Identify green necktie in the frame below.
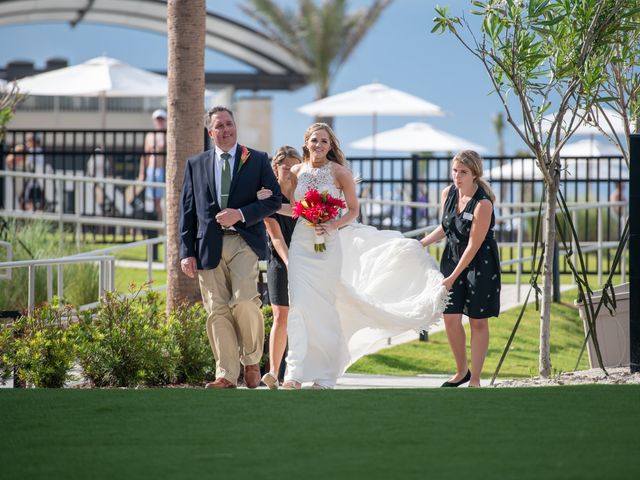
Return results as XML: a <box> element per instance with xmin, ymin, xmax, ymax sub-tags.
<box><xmin>220</xmin><ymin>152</ymin><xmax>231</xmax><ymax>209</ymax></box>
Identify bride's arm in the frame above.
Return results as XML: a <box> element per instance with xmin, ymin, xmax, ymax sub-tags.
<box><xmin>319</xmin><ymin>165</ymin><xmax>358</xmax><ymax>233</ymax></box>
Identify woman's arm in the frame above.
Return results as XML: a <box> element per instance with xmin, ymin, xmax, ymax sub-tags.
<box><xmin>318</xmin><ymin>164</ymin><xmax>358</xmax><ymax>234</ymax></box>
<box><xmin>420</xmin><ymin>186</ymin><xmax>449</xmax><ymax>247</ymax></box>
<box><xmin>265</xmin><ymin>217</ymin><xmax>290</xmax><ymax>267</ymax></box>
<box><xmin>442</xmin><ymin>199</ymin><xmax>493</xmax><ymax>289</ymax></box>
<box><xmin>277</xmin><ymin>203</ymin><xmax>293</xmax><ymax>216</ymax></box>
<box><xmin>420</xmin><ymin>225</ymin><xmax>446</xmax><ymax>247</ymax></box>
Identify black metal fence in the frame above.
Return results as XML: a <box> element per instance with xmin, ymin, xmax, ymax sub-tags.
<box><xmin>1</xmin><ymin>130</ymin><xmax>629</xmax><ymax>275</ymax></box>
<box><xmin>1</xmin><ymin>129</ymin><xmax>163</xmax><ymax>243</ymax></box>
<box><xmin>350</xmin><ymin>154</ymin><xmax>628</xmax><ymax>276</ymax></box>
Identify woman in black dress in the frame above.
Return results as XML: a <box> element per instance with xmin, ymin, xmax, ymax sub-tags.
<box><xmin>261</xmin><ymin>146</ymin><xmax>302</xmax><ymax>389</ymax></box>
<box><xmin>421</xmin><ymin>150</ymin><xmax>500</xmax><ymax>388</ymax></box>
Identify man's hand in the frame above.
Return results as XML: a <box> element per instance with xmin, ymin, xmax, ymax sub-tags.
<box><xmin>215</xmin><ymin>208</ymin><xmax>242</xmax><ymax>227</ymax></box>
<box><xmin>181</xmin><ymin>257</ymin><xmax>197</xmax><ymax>278</ymax></box>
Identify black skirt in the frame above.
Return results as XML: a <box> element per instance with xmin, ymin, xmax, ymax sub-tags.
<box><xmin>267</xmin><ymin>258</ymin><xmax>289</xmax><ymax>306</ymax></box>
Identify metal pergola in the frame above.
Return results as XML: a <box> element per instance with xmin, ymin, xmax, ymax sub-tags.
<box><xmin>0</xmin><ymin>0</ymin><xmax>309</xmax><ymax>91</ymax></box>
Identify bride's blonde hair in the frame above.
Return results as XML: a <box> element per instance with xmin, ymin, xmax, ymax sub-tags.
<box><xmin>452</xmin><ymin>150</ymin><xmax>496</xmax><ymax>203</ymax></box>
<box><xmin>302</xmin><ymin>123</ymin><xmax>347</xmax><ymax>167</ymax></box>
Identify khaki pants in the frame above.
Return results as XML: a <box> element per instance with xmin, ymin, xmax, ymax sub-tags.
<box><xmin>197</xmin><ymin>234</ymin><xmax>264</xmax><ymax>384</ymax></box>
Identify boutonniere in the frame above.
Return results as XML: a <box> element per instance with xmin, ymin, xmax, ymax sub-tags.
<box><xmin>240</xmin><ymin>146</ymin><xmax>251</xmax><ymax>165</ymax></box>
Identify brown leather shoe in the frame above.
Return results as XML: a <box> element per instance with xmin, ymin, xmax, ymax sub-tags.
<box><xmin>244</xmin><ymin>364</ymin><xmax>261</xmax><ymax>389</ymax></box>
<box><xmin>205</xmin><ymin>378</ymin><xmax>236</xmax><ymax>389</ymax></box>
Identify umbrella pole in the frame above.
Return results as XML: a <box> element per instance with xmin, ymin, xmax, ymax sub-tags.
<box><xmin>372</xmin><ymin>112</ymin><xmax>377</xmax><ymax>158</ymax></box>
<box><xmin>100</xmin><ymin>92</ymin><xmax>107</xmax><ymax>129</ymax></box>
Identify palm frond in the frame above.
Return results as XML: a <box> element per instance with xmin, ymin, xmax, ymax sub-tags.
<box><xmin>339</xmin><ymin>0</ymin><xmax>393</xmax><ymax>64</ymax></box>
<box><xmin>241</xmin><ymin>0</ymin><xmax>310</xmax><ymax>67</ymax></box>
<box><xmin>241</xmin><ymin>0</ymin><xmax>392</xmax><ymax>98</ymax></box>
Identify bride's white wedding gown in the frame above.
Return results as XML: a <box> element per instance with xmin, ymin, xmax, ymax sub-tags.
<box><xmin>285</xmin><ymin>162</ymin><xmax>448</xmax><ymax>388</ymax></box>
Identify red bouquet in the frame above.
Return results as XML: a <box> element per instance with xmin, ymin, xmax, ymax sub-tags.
<box><xmin>292</xmin><ymin>189</ymin><xmax>346</xmax><ymax>252</ymax></box>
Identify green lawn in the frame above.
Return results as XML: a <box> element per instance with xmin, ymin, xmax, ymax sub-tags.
<box><xmin>349</xmin><ymin>289</ymin><xmax>590</xmax><ymax>378</ymax></box>
<box><xmin>0</xmin><ymin>387</ymin><xmax>638</xmax><ymax>480</ymax></box>
<box><xmin>114</xmin><ymin>266</ymin><xmax>166</xmax><ymax>292</ymax></box>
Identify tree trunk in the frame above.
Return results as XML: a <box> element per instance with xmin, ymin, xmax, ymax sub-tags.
<box><xmin>166</xmin><ymin>0</ymin><xmax>205</xmax><ymax>313</ymax></box>
<box><xmin>539</xmin><ymin>174</ymin><xmax>559</xmax><ymax>378</ymax></box>
<box><xmin>314</xmin><ymin>84</ymin><xmax>334</xmax><ymax>128</ymax></box>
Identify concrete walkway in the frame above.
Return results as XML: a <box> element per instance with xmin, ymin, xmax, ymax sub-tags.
<box><xmin>335</xmin><ymin>373</ymin><xmax>493</xmax><ymax>389</ymax></box>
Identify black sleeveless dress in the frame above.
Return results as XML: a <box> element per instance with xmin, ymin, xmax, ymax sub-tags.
<box><xmin>440</xmin><ymin>185</ymin><xmax>501</xmax><ymax>318</ymax></box>
<box><xmin>266</xmin><ymin>198</ymin><xmax>296</xmax><ymax>306</ymax></box>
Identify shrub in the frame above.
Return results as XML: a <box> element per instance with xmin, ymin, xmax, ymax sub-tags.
<box><xmin>168</xmin><ymin>303</ymin><xmax>214</xmax><ymax>384</ymax></box>
<box><xmin>260</xmin><ymin>304</ymin><xmax>274</xmax><ymax>370</ymax></box>
<box><xmin>2</xmin><ymin>301</ymin><xmax>76</xmax><ymax>388</ymax></box>
<box><xmin>0</xmin><ymin>321</ymin><xmax>14</xmax><ymax>384</ymax></box>
<box><xmin>72</xmin><ymin>288</ymin><xmax>178</xmax><ymax>387</ymax></box>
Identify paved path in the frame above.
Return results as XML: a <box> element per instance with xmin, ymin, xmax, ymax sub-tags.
<box><xmin>335</xmin><ymin>373</ymin><xmax>493</xmax><ymax>389</ymax></box>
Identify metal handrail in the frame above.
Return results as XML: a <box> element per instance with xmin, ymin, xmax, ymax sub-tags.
<box><xmin>68</xmin><ymin>236</ymin><xmax>166</xmax><ymax>285</ymax></box>
<box><xmin>0</xmin><ymin>170</ymin><xmax>164</xmax><ymax>188</ymax></box>
<box><xmin>0</xmin><ymin>240</ymin><xmax>12</xmax><ymax>281</ymax></box>
<box><xmin>0</xmin><ymin>199</ymin><xmax>627</xmax><ymax>314</ymax></box>
<box><xmin>0</xmin><ymin>254</ymin><xmax>116</xmax><ymax>315</ymax></box>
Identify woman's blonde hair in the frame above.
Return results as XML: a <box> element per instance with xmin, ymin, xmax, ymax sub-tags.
<box><xmin>271</xmin><ymin>145</ymin><xmax>302</xmax><ymax>177</ymax></box>
<box><xmin>302</xmin><ymin>123</ymin><xmax>347</xmax><ymax>166</ymax></box>
<box><xmin>452</xmin><ymin>150</ymin><xmax>496</xmax><ymax>203</ymax></box>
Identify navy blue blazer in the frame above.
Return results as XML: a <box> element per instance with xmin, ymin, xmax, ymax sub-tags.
<box><xmin>179</xmin><ymin>145</ymin><xmax>282</xmax><ymax>270</ymax></box>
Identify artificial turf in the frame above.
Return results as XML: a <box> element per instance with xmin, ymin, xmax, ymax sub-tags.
<box><xmin>1</xmin><ymin>386</ymin><xmax>639</xmax><ymax>479</ymax></box>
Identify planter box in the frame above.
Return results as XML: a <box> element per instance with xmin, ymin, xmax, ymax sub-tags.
<box><xmin>576</xmin><ymin>283</ymin><xmax>630</xmax><ymax>368</ymax></box>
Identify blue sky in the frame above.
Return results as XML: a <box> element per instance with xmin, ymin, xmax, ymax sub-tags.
<box><xmin>0</xmin><ymin>0</ymin><xmax>527</xmax><ymax>156</ymax></box>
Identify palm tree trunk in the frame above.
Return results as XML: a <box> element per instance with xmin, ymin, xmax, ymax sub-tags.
<box><xmin>166</xmin><ymin>0</ymin><xmax>205</xmax><ymax>312</ymax></box>
<box><xmin>314</xmin><ymin>84</ymin><xmax>334</xmax><ymax>128</ymax></box>
<box><xmin>539</xmin><ymin>175</ymin><xmax>559</xmax><ymax>378</ymax></box>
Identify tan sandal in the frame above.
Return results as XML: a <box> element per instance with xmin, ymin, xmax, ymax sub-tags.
<box><xmin>282</xmin><ymin>380</ymin><xmax>302</xmax><ymax>390</ymax></box>
<box><xmin>261</xmin><ymin>372</ymin><xmax>279</xmax><ymax>390</ymax></box>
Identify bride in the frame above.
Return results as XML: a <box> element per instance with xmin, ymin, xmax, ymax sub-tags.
<box><xmin>273</xmin><ymin>123</ymin><xmax>448</xmax><ymax>389</ymax></box>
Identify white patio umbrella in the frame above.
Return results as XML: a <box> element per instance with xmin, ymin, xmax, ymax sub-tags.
<box><xmin>488</xmin><ymin>156</ymin><xmax>628</xmax><ymax>180</ymax></box>
<box><xmin>349</xmin><ymin>122</ymin><xmax>486</xmax><ymax>154</ymax></box>
<box><xmin>558</xmin><ymin>138</ymin><xmax>621</xmax><ymax>157</ymax></box>
<box><xmin>16</xmin><ymin>56</ymin><xmax>212</xmax><ymax>127</ymax></box>
<box><xmin>298</xmin><ymin>83</ymin><xmax>446</xmax><ymax>156</ymax></box>
<box><xmin>537</xmin><ymin>107</ymin><xmax>626</xmax><ymax>136</ymax></box>
<box><xmin>487</xmin><ymin>158</ymin><xmax>543</xmax><ymax>180</ymax></box>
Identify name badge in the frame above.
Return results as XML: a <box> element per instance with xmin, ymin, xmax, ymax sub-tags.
<box><xmin>463</xmin><ymin>212</ymin><xmax>474</xmax><ymax>221</ymax></box>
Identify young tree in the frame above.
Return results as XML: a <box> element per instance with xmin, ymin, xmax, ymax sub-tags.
<box><xmin>165</xmin><ymin>0</ymin><xmax>206</xmax><ymax>312</ymax></box>
<box><xmin>433</xmin><ymin>0</ymin><xmax>638</xmax><ymax>377</ymax></box>
<box><xmin>585</xmin><ymin>15</ymin><xmax>640</xmax><ymax>164</ymax></box>
<box><xmin>242</xmin><ymin>0</ymin><xmax>393</xmax><ymax>124</ymax></box>
<box><xmin>0</xmin><ymin>82</ymin><xmax>25</xmax><ymax>143</ymax></box>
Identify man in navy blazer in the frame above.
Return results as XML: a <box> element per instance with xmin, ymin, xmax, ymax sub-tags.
<box><xmin>180</xmin><ymin>106</ymin><xmax>282</xmax><ymax>389</ymax></box>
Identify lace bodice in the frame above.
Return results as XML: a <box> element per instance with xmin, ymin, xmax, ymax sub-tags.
<box><xmin>294</xmin><ymin>162</ymin><xmax>341</xmax><ymax>201</ymax></box>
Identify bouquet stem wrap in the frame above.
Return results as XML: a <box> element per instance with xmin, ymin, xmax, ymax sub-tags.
<box><xmin>314</xmin><ymin>232</ymin><xmax>326</xmax><ymax>252</ymax></box>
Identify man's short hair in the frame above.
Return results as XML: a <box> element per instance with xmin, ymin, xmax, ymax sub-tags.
<box><xmin>207</xmin><ymin>106</ymin><xmax>234</xmax><ymax>128</ymax></box>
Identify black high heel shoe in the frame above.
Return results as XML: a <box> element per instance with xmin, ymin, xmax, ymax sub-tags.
<box><xmin>440</xmin><ymin>370</ymin><xmax>471</xmax><ymax>387</ymax></box>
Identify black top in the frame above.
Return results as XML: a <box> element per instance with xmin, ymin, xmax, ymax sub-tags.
<box><xmin>441</xmin><ymin>184</ymin><xmax>496</xmax><ymax>262</ymax></box>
